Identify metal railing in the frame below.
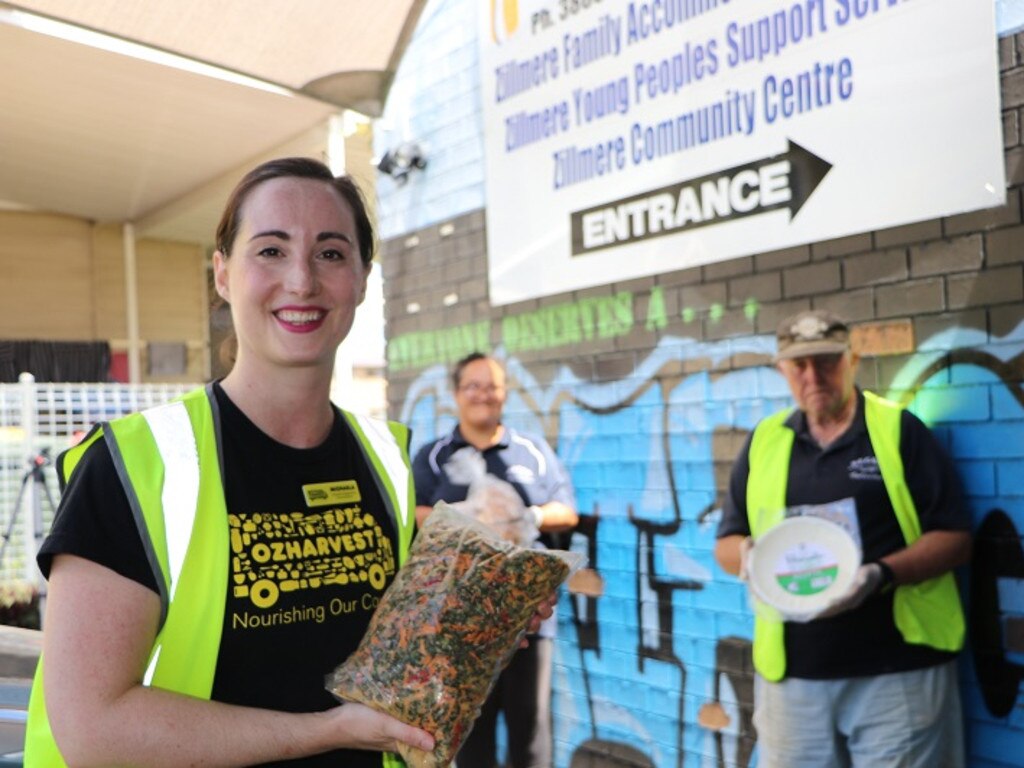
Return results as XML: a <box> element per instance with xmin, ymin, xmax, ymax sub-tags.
<box><xmin>0</xmin><ymin>373</ymin><xmax>196</xmax><ymax>586</ymax></box>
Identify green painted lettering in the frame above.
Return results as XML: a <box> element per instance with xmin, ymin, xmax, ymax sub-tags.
<box><xmin>646</xmin><ymin>286</ymin><xmax>667</xmax><ymax>331</ymax></box>
<box><xmin>503</xmin><ymin>315</ymin><xmax>522</xmax><ymax>353</ymax></box>
<box><xmin>615</xmin><ymin>292</ymin><xmax>634</xmax><ymax>333</ymax></box>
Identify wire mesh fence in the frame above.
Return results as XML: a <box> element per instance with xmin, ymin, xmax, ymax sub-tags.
<box><xmin>0</xmin><ymin>374</ymin><xmax>196</xmax><ymax>586</ymax></box>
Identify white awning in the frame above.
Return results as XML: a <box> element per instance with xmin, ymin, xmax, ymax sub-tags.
<box><xmin>0</xmin><ymin>1</ymin><xmax>424</xmax><ymax>243</ymax></box>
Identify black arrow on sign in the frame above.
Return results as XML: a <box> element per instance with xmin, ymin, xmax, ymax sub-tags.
<box><xmin>570</xmin><ymin>140</ymin><xmax>833</xmax><ymax>256</ymax></box>
<box><xmin>784</xmin><ymin>140</ymin><xmax>832</xmax><ymax>219</ymax></box>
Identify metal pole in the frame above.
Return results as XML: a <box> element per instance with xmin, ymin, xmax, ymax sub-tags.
<box><xmin>17</xmin><ymin>372</ymin><xmax>37</xmax><ymax>585</ymax></box>
<box><xmin>124</xmin><ymin>222</ymin><xmax>141</xmax><ymax>383</ymax></box>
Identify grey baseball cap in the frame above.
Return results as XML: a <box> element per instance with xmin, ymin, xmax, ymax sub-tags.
<box><xmin>775</xmin><ymin>309</ymin><xmax>850</xmax><ymax>361</ymax></box>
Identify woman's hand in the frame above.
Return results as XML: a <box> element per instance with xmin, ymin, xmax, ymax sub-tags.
<box><xmin>323</xmin><ymin>702</ymin><xmax>435</xmax><ymax>755</ymax></box>
<box><xmin>520</xmin><ymin>591</ymin><xmax>559</xmax><ymax>646</ymax></box>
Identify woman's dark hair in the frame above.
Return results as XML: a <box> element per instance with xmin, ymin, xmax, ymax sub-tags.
<box><xmin>215</xmin><ymin>157</ymin><xmax>375</xmax><ymax>265</ymax></box>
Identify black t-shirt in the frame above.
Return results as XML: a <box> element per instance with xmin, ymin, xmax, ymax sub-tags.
<box><xmin>39</xmin><ymin>384</ymin><xmax>397</xmax><ymax>767</ymax></box>
<box><xmin>717</xmin><ymin>389</ymin><xmax>970</xmax><ymax>679</ymax></box>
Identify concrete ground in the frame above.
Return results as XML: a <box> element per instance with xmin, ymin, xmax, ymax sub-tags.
<box><xmin>0</xmin><ymin>625</ymin><xmax>41</xmax><ymax>766</ymax></box>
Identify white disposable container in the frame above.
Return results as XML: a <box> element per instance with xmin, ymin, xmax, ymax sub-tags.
<box><xmin>748</xmin><ymin>516</ymin><xmax>861</xmax><ymax>621</ymax></box>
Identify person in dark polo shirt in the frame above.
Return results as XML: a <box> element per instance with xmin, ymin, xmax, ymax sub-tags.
<box><xmin>413</xmin><ymin>351</ymin><xmax>578</xmax><ymax>768</ymax></box>
<box><xmin>714</xmin><ymin>309</ymin><xmax>971</xmax><ymax>768</ymax></box>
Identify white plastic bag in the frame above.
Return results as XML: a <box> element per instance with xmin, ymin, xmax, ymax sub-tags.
<box><xmin>443</xmin><ymin>446</ymin><xmax>538</xmax><ymax>545</ymax></box>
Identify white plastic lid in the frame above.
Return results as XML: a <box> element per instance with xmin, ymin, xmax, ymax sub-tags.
<box><xmin>748</xmin><ymin>515</ymin><xmax>861</xmax><ymax>621</ymax></box>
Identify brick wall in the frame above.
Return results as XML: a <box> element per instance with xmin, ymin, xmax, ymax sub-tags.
<box><xmin>380</xmin><ymin>27</ymin><xmax>1024</xmax><ymax>768</ymax></box>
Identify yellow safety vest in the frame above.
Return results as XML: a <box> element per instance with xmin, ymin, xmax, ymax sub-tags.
<box><xmin>745</xmin><ymin>390</ymin><xmax>965</xmax><ymax>681</ymax></box>
<box><xmin>25</xmin><ymin>385</ymin><xmax>415</xmax><ymax>768</ymax></box>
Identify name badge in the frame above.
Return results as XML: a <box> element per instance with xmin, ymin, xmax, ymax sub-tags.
<box><xmin>302</xmin><ymin>480</ymin><xmax>361</xmax><ymax>507</ymax></box>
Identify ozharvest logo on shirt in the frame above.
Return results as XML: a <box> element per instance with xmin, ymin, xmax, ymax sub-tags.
<box><xmin>303</xmin><ymin>479</ymin><xmax>361</xmax><ymax>507</ymax></box>
<box><xmin>229</xmin><ymin>507</ymin><xmax>395</xmax><ymax>614</ymax></box>
<box><xmin>848</xmin><ymin>456</ymin><xmax>882</xmax><ymax>481</ymax></box>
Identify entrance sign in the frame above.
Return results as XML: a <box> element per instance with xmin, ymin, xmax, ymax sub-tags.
<box><xmin>479</xmin><ymin>0</ymin><xmax>1004</xmax><ymax>306</ymax></box>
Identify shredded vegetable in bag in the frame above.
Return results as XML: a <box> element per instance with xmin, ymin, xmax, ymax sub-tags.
<box><xmin>326</xmin><ymin>503</ymin><xmax>583</xmax><ymax>768</ymax></box>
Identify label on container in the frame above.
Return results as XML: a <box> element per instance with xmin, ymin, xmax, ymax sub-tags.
<box><xmin>773</xmin><ymin>543</ymin><xmax>839</xmax><ymax>596</ymax></box>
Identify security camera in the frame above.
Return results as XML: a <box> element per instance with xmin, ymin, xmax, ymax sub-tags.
<box><xmin>375</xmin><ymin>142</ymin><xmax>427</xmax><ymax>184</ymax></box>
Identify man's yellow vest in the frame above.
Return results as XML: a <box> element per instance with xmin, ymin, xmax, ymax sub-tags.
<box><xmin>24</xmin><ymin>385</ymin><xmax>416</xmax><ymax>767</ymax></box>
<box><xmin>745</xmin><ymin>390</ymin><xmax>965</xmax><ymax>682</ymax></box>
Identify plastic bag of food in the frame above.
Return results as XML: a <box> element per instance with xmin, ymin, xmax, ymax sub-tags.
<box><xmin>438</xmin><ymin>445</ymin><xmax>485</xmax><ymax>486</ymax></box>
<box><xmin>326</xmin><ymin>503</ymin><xmax>584</xmax><ymax>768</ymax></box>
<box><xmin>441</xmin><ymin>446</ymin><xmax>538</xmax><ymax>545</ymax></box>
<box><xmin>465</xmin><ymin>474</ymin><xmax>538</xmax><ymax>545</ymax></box>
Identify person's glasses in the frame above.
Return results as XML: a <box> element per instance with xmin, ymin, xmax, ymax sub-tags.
<box><xmin>459</xmin><ymin>382</ymin><xmax>503</xmax><ymax>395</ymax></box>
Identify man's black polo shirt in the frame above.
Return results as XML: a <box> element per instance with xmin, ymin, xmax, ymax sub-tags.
<box><xmin>412</xmin><ymin>425</ymin><xmax>575</xmax><ymax>512</ymax></box>
<box><xmin>718</xmin><ymin>388</ymin><xmax>970</xmax><ymax>678</ymax></box>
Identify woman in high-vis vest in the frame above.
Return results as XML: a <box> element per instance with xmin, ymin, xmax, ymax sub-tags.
<box><xmin>25</xmin><ymin>158</ymin><xmax>450</xmax><ymax>767</ymax></box>
<box><xmin>714</xmin><ymin>309</ymin><xmax>971</xmax><ymax>768</ymax></box>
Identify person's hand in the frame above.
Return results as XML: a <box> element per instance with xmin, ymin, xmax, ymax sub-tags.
<box><xmin>814</xmin><ymin>562</ymin><xmax>884</xmax><ymax>619</ymax></box>
<box><xmin>519</xmin><ymin>591</ymin><xmax>558</xmax><ymax>647</ymax></box>
<box><xmin>325</xmin><ymin>701</ymin><xmax>435</xmax><ymax>755</ymax></box>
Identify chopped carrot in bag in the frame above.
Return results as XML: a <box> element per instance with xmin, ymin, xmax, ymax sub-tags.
<box><xmin>326</xmin><ymin>502</ymin><xmax>583</xmax><ymax>768</ymax></box>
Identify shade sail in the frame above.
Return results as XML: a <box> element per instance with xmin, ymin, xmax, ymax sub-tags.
<box><xmin>0</xmin><ymin>0</ymin><xmax>424</xmax><ymax>243</ymax></box>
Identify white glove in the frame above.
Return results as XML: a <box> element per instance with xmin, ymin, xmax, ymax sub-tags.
<box><xmin>813</xmin><ymin>562</ymin><xmax>884</xmax><ymax>619</ymax></box>
<box><xmin>738</xmin><ymin>536</ymin><xmax>754</xmax><ymax>582</ymax></box>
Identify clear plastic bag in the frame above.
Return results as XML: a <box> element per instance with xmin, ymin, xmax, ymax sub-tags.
<box><xmin>326</xmin><ymin>503</ymin><xmax>584</xmax><ymax>768</ymax></box>
<box><xmin>463</xmin><ymin>474</ymin><xmax>538</xmax><ymax>545</ymax></box>
<box><xmin>443</xmin><ymin>446</ymin><xmax>538</xmax><ymax>545</ymax></box>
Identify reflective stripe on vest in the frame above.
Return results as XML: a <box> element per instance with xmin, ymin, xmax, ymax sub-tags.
<box><xmin>344</xmin><ymin>412</ymin><xmax>416</xmax><ymax>567</ymax></box>
<box><xmin>745</xmin><ymin>392</ymin><xmax>965</xmax><ymax>682</ymax></box>
<box><xmin>141</xmin><ymin>400</ymin><xmax>200</xmax><ymax>684</ymax></box>
<box><xmin>107</xmin><ymin>386</ymin><xmax>228</xmax><ymax>697</ymax></box>
<box><xmin>25</xmin><ymin>386</ymin><xmax>415</xmax><ymax>767</ymax></box>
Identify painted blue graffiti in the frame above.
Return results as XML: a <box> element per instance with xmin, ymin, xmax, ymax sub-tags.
<box><xmin>399</xmin><ymin>324</ymin><xmax>1024</xmax><ymax>768</ymax></box>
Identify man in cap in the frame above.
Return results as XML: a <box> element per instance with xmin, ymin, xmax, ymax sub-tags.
<box><xmin>714</xmin><ymin>309</ymin><xmax>971</xmax><ymax>767</ymax></box>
